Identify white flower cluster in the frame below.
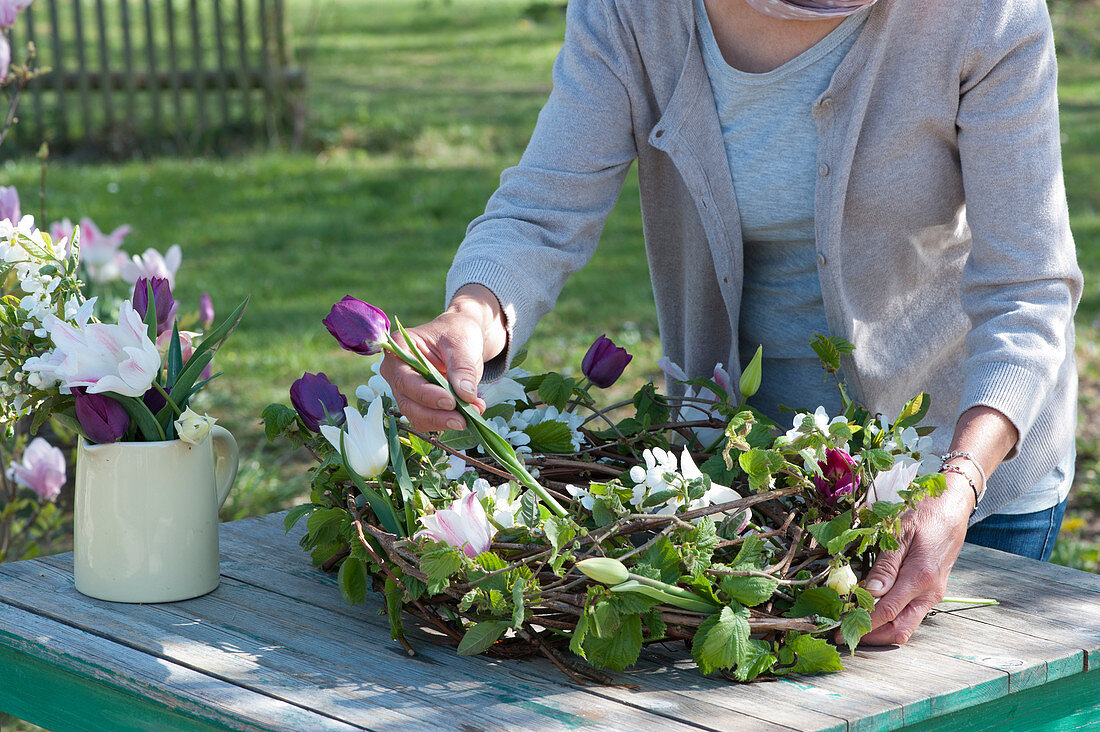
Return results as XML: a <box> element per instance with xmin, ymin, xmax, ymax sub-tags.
<box><xmin>471</xmin><ymin>477</ymin><xmax>522</xmax><ymax>529</ymax></box>
<box><xmin>866</xmin><ymin>415</ymin><xmax>938</xmax><ymax>475</ymax></box>
<box><xmin>354</xmin><ymin>360</ymin><xmax>393</xmax><ymax>404</ymax></box>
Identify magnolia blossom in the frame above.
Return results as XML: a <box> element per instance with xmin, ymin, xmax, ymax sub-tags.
<box><xmin>444</xmin><ymin>451</ymin><xmax>471</xmax><ymax>481</ymax></box>
<box><xmin>0</xmin><ymin>186</ymin><xmax>19</xmax><ymax>223</ymax></box>
<box><xmin>25</xmin><ymin>300</ymin><xmax>160</xmax><ymax>397</ymax></box>
<box><xmin>77</xmin><ymin>218</ymin><xmax>131</xmax><ymax>283</ymax></box>
<box><xmin>657</xmin><ymin>356</ymin><xmax>688</xmax><ymax>383</ymax></box>
<box><xmin>175</xmin><ymin>407</ymin><xmax>217</xmax><ymax>445</ymax></box>
<box><xmin>867</xmin><ymin>460</ymin><xmax>921</xmax><ymax>505</ymax></box>
<box><xmin>7</xmin><ymin>437</ymin><xmax>65</xmax><ymax>502</ymax></box>
<box><xmin>120</xmin><ymin>244</ymin><xmax>182</xmax><ymax>288</ymax></box>
<box><xmin>321</xmin><ymin>400</ymin><xmax>389</xmax><ymax>479</ymax></box>
<box><xmin>479</xmin><ymin>375</ymin><xmax>527</xmax><ymax>409</ymax></box>
<box><xmin>566</xmin><ymin>483</ymin><xmax>595</xmax><ymax>510</ymax></box>
<box><xmin>473</xmin><ymin>478</ymin><xmax>522</xmax><ymax>528</ymax></box>
<box><xmin>627</xmin><ymin>448</ymin><xmax>749</xmax><ymax>530</ymax></box>
<box><xmin>417</xmin><ymin>488</ymin><xmax>495</xmax><ymax>558</ymax></box>
<box><xmin>0</xmin><ymin>1</ymin><xmax>33</xmax><ymax>28</ymax></box>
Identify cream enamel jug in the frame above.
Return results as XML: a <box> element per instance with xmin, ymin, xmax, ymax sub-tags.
<box><xmin>74</xmin><ymin>426</ymin><xmax>239</xmax><ymax>603</ymax></box>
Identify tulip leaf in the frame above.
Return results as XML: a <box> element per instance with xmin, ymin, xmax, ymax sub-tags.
<box><xmin>173</xmin><ymin>297</ymin><xmax>248</xmax><ymax>402</ymax></box>
<box><xmin>457</xmin><ymin>620</ymin><xmax>510</xmax><ymax>656</ymax></box>
<box><xmin>142</xmin><ymin>279</ymin><xmax>159</xmax><ymax>343</ymax></box>
<box><xmin>385</xmin><ymin>414</ymin><xmax>416</xmax><ymax>536</ymax></box>
<box><xmin>338</xmin><ymin>557</ymin><xmax>368</xmax><ymax>606</ymax></box>
<box><xmin>166</xmin><ymin>322</ymin><xmax>184</xmax><ymax>389</ymax></box>
<box><xmin>112</xmin><ymin>394</ymin><xmax>166</xmax><ymax>442</ymax></box>
<box><xmin>337</xmin><ymin>432</ymin><xmax>404</xmax><ymax>537</ymax></box>
<box><xmin>840</xmin><ymin>608</ymin><xmax>873</xmax><ymax>656</ymax></box>
<box><xmin>691</xmin><ymin>605</ymin><xmax>750</xmax><ymax>674</ymax></box>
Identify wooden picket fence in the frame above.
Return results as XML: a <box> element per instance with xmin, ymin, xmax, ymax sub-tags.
<box><xmin>6</xmin><ymin>0</ymin><xmax>304</xmax><ymax>155</ymax></box>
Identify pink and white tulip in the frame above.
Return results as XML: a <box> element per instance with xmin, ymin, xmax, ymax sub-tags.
<box><xmin>417</xmin><ymin>489</ymin><xmax>495</xmax><ymax>558</ymax></box>
<box><xmin>0</xmin><ymin>1</ymin><xmax>33</xmax><ymax>28</ymax></box>
<box><xmin>120</xmin><ymin>244</ymin><xmax>181</xmax><ymax>288</ymax></box>
<box><xmin>26</xmin><ymin>300</ymin><xmax>160</xmax><ymax>397</ymax></box>
<box><xmin>867</xmin><ymin>460</ymin><xmax>921</xmax><ymax>505</ymax></box>
<box><xmin>7</xmin><ymin>437</ymin><xmax>65</xmax><ymax>502</ymax></box>
<box><xmin>76</xmin><ymin>218</ymin><xmax>131</xmax><ymax>283</ymax></box>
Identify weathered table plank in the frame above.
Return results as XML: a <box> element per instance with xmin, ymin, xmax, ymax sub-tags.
<box><xmin>2</xmin><ymin>510</ymin><xmax>1098</xmax><ymax>732</ymax></box>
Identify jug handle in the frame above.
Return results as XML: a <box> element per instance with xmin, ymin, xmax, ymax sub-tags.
<box><xmin>210</xmin><ymin>426</ymin><xmax>239</xmax><ymax>508</ymax></box>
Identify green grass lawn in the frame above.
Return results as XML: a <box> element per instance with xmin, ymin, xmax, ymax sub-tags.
<box><xmin>2</xmin><ymin>0</ymin><xmax>1099</xmax><ymax>541</ymax></box>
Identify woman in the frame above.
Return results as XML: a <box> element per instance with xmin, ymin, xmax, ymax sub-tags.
<box><xmin>381</xmin><ymin>0</ymin><xmax>1081</xmax><ymax>646</ymax></box>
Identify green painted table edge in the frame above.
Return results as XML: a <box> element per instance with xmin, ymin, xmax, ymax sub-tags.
<box><xmin>902</xmin><ymin>667</ymin><xmax>1100</xmax><ymax>731</ymax></box>
<box><xmin>0</xmin><ymin>642</ymin><xmax>233</xmax><ymax>732</ymax></box>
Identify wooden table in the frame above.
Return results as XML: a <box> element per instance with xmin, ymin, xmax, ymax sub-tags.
<box><xmin>1</xmin><ymin>511</ymin><xmax>1098</xmax><ymax>731</ymax></box>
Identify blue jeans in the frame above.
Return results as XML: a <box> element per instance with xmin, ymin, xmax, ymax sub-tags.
<box><xmin>964</xmin><ymin>498</ymin><xmax>1068</xmax><ymax>562</ymax></box>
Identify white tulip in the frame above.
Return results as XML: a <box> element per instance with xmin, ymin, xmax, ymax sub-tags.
<box><xmin>321</xmin><ymin>399</ymin><xmax>389</xmax><ymax>479</ymax></box>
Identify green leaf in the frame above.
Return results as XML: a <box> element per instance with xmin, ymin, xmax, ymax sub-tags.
<box><xmin>863</xmin><ymin>448</ymin><xmax>895</xmax><ymax>472</ymax></box>
<box><xmin>386</xmin><ymin>414</ymin><xmax>417</xmax><ymax>535</ymax></box>
<box><xmin>700</xmin><ymin>453</ymin><xmax>739</xmax><ymax>486</ymax></box>
<box><xmin>589</xmin><ymin>599</ymin><xmax>620</xmax><ymax>638</ymax></box>
<box><xmin>895</xmin><ymin>392</ymin><xmax>931</xmax><ymax>430</ymax></box>
<box><xmin>519</xmin><ymin>491</ymin><xmax>540</xmax><ymax>528</ymax></box>
<box><xmin>569</xmin><ymin>610</ymin><xmax>589</xmax><ymax>660</ymax></box>
<box><xmin>142</xmin><ymin>279</ymin><xmax>159</xmax><ymax>343</ymax></box>
<box><xmin>262</xmin><ymin>403</ymin><xmax>299</xmax><ymax>442</ymax></box>
<box><xmin>111</xmin><ymin>394</ymin><xmax>166</xmax><ymax>442</ymax></box>
<box><xmin>732</xmin><ymin>536</ymin><xmax>764</xmax><ymax>568</ymax></box>
<box><xmin>784</xmin><ymin>587</ymin><xmax>843</xmax><ymax>621</ymax></box>
<box><xmin>337</xmin><ymin>558</ymin><xmax>368</xmax><ymax>606</ymax></box>
<box><xmin>583</xmin><ymin>614</ymin><xmax>642</xmax><ymax>672</ymax></box>
<box><xmin>384</xmin><ymin>577</ymin><xmax>405</xmax><ymax>643</ymax></box>
<box><xmin>457</xmin><ymin>621</ymin><xmax>510</xmax><ymax>656</ymax></box>
<box><xmin>284</xmin><ymin>504</ymin><xmax>316</xmax><ymax>533</ymax></box>
<box><xmin>543</xmin><ymin>516</ymin><xmax>576</xmax><ymax>555</ymax></box>
<box><xmin>807</xmin><ymin>511</ymin><xmax>853</xmax><ymax>549</ymax></box>
<box><xmin>420</xmin><ymin>546</ymin><xmax>463</xmax><ymax>582</ymax></box>
<box><xmin>738</xmin><ymin>448</ymin><xmax>784</xmax><ymax>492</ymax></box>
<box><xmin>174</xmin><ymin>297</ymin><xmax>249</xmax><ymax>402</ymax></box>
<box><xmin>643</xmin><ymin>537</ymin><xmax>682</xmax><ymax>584</ymax></box>
<box><xmin>720</xmin><ymin>573</ymin><xmax>779</xmax><ymax>607</ymax></box>
<box><xmin>854</xmin><ymin>587</ymin><xmax>876</xmax><ymax>612</ymax></box>
<box><xmin>305</xmin><ymin>507</ymin><xmax>345</xmax><ymax>547</ymax></box>
<box><xmin>826</xmin><ymin>527</ymin><xmax>876</xmax><ymax>555</ymax></box>
<box><xmin>777</xmin><ymin>633</ymin><xmax>843</xmax><ymax>675</ymax></box>
<box><xmin>437</xmin><ymin>429</ymin><xmax>479</xmax><ymax>451</ymax></box>
<box><xmin>633</xmin><ymin>383</ymin><xmax>670</xmax><ymax>427</ymax></box>
<box><xmin>166</xmin><ymin>322</ymin><xmax>184</xmax><ymax>390</ymax></box>
<box><xmin>810</xmin><ymin>334</ymin><xmax>854</xmax><ymax>371</ymax></box>
<box><xmin>537</xmin><ymin>372</ymin><xmax>573</xmax><ymax>411</ymax></box>
<box><xmin>524</xmin><ymin>420</ymin><xmax>575</xmax><ymax>454</ymax></box>
<box><xmin>735</xmin><ymin>639</ymin><xmax>777</xmax><ymax>682</ymax></box>
<box><xmin>691</xmin><ymin>605</ymin><xmax>751</xmax><ymax>674</ymax></box>
<box><xmin>841</xmin><ymin>608</ymin><xmax>873</xmax><ymax>655</ymax></box>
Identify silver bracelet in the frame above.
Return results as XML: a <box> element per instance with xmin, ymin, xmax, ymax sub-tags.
<box><xmin>939</xmin><ymin>464</ymin><xmax>980</xmax><ymax>515</ymax></box>
<box><xmin>941</xmin><ymin>451</ymin><xmax>988</xmax><ymax>492</ymax></box>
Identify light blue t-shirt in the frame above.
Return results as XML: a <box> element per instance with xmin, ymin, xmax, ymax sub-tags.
<box><xmin>693</xmin><ymin>0</ymin><xmax>1070</xmax><ymax>514</ymax></box>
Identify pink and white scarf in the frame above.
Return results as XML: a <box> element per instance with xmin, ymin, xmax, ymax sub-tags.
<box><xmin>744</xmin><ymin>0</ymin><xmax>878</xmax><ymax>21</ymax></box>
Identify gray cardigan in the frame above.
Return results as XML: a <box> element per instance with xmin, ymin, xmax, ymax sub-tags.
<box><xmin>446</xmin><ymin>0</ymin><xmax>1082</xmax><ymax>522</ymax></box>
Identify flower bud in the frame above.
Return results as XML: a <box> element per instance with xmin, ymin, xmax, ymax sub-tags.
<box><xmin>581</xmin><ymin>335</ymin><xmax>633</xmax><ymax>389</ymax></box>
<box><xmin>323</xmin><ymin>296</ymin><xmax>391</xmax><ymax>355</ymax></box>
<box><xmin>199</xmin><ymin>292</ymin><xmax>215</xmax><ymax>329</ymax></box>
<box><xmin>826</xmin><ymin>563</ymin><xmax>859</xmax><ymax>596</ymax></box>
<box><xmin>815</xmin><ymin>448</ymin><xmax>860</xmax><ymax>505</ymax></box>
<box><xmin>132</xmin><ymin>277</ymin><xmax>178</xmax><ymax>336</ymax></box>
<box><xmin>739</xmin><ymin>345</ymin><xmax>763</xmax><ymax>399</ymax></box>
<box><xmin>74</xmin><ymin>389</ymin><xmax>130</xmax><ymax>444</ymax></box>
<box><xmin>175</xmin><ymin>407</ymin><xmax>217</xmax><ymax>445</ymax></box>
<box><xmin>290</xmin><ymin>372</ymin><xmax>348</xmax><ymax>432</ymax></box>
<box><xmin>575</xmin><ymin>557</ymin><xmax>629</xmax><ymax>586</ymax></box>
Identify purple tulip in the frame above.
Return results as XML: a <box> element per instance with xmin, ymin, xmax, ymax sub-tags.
<box><xmin>290</xmin><ymin>372</ymin><xmax>348</xmax><ymax>432</ymax></box>
<box><xmin>199</xmin><ymin>292</ymin><xmax>215</xmax><ymax>329</ymax></box>
<box><xmin>0</xmin><ymin>186</ymin><xmax>20</xmax><ymax>224</ymax></box>
<box><xmin>323</xmin><ymin>297</ymin><xmax>391</xmax><ymax>355</ymax></box>
<box><xmin>131</xmin><ymin>277</ymin><xmax>178</xmax><ymax>336</ymax></box>
<box><xmin>815</xmin><ymin>448</ymin><xmax>860</xmax><ymax>506</ymax></box>
<box><xmin>142</xmin><ymin>382</ymin><xmax>169</xmax><ymax>414</ymax></box>
<box><xmin>74</xmin><ymin>389</ymin><xmax>131</xmax><ymax>444</ymax></box>
<box><xmin>581</xmin><ymin>334</ymin><xmax>633</xmax><ymax>388</ymax></box>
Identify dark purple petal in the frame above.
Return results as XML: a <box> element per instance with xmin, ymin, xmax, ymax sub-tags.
<box><xmin>290</xmin><ymin>372</ymin><xmax>348</xmax><ymax>432</ymax></box>
<box><xmin>323</xmin><ymin>297</ymin><xmax>390</xmax><ymax>355</ymax></box>
<box><xmin>142</xmin><ymin>384</ymin><xmax>168</xmax><ymax>414</ymax></box>
<box><xmin>74</xmin><ymin>389</ymin><xmax>131</xmax><ymax>444</ymax></box>
<box><xmin>581</xmin><ymin>334</ymin><xmax>633</xmax><ymax>389</ymax></box>
<box><xmin>132</xmin><ymin>277</ymin><xmax>178</xmax><ymax>336</ymax></box>
<box><xmin>814</xmin><ymin>448</ymin><xmax>860</xmax><ymax>505</ymax></box>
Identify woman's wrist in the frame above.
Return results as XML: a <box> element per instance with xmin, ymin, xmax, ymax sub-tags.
<box><xmin>448</xmin><ymin>284</ymin><xmax>508</xmax><ymax>363</ymax></box>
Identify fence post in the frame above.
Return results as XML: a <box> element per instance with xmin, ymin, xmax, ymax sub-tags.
<box><xmin>142</xmin><ymin>0</ymin><xmax>163</xmax><ymax>141</ymax></box>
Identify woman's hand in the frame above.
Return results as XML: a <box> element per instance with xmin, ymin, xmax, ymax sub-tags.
<box><xmin>857</xmin><ymin>475</ymin><xmax>974</xmax><ymax>645</ymax></box>
<box><xmin>379</xmin><ymin>284</ymin><xmax>506</xmax><ymax>432</ymax></box>
<box><xmin>855</xmin><ymin>405</ymin><xmax>1018</xmax><ymax>646</ymax></box>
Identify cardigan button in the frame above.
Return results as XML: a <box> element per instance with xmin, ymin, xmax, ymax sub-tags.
<box><xmin>817</xmin><ymin>252</ymin><xmax>827</xmax><ymax>266</ymax></box>
<box><xmin>819</xmin><ymin>163</ymin><xmax>831</xmax><ymax>177</ymax></box>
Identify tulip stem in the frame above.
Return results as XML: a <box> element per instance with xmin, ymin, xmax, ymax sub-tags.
<box><xmin>940</xmin><ymin>596</ymin><xmax>999</xmax><ymax>606</ymax></box>
<box><xmin>385</xmin><ymin>322</ymin><xmax>568</xmax><ymax>518</ymax></box>
<box><xmin>153</xmin><ymin>383</ymin><xmax>182</xmax><ymax>417</ymax></box>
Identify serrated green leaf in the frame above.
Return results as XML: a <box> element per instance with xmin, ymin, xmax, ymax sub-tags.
<box><xmin>538</xmin><ymin>373</ymin><xmax>574</xmax><ymax>411</ymax></box>
<box><xmin>863</xmin><ymin>448</ymin><xmax>895</xmax><ymax>472</ymax></box>
<box><xmin>306</xmin><ymin>507</ymin><xmax>346</xmax><ymax>546</ymax></box>
<box><xmin>519</xmin><ymin>490</ymin><xmax>540</xmax><ymax>528</ymax></box>
<box><xmin>284</xmin><ymin>504</ymin><xmax>316</xmax><ymax>533</ymax></box>
<box><xmin>807</xmin><ymin>511</ymin><xmax>853</xmax><ymax>549</ymax></box>
<box><xmin>633</xmin><ymin>383</ymin><xmax>670</xmax><ymax>427</ymax></box>
<box><xmin>643</xmin><ymin>537</ymin><xmax>682</xmax><ymax>584</ymax></box>
<box><xmin>383</xmin><ymin>577</ymin><xmax>406</xmax><ymax>643</ymax></box>
<box><xmin>338</xmin><ymin>557</ymin><xmax>368</xmax><ymax>605</ymax></box>
<box><xmin>262</xmin><ymin>403</ymin><xmax>299</xmax><ymax>442</ymax></box>
<box><xmin>543</xmin><ymin>515</ymin><xmax>576</xmax><ymax>555</ymax></box>
<box><xmin>437</xmin><ymin>429</ymin><xmax>480</xmax><ymax>451</ymax></box>
<box><xmin>457</xmin><ymin>621</ymin><xmax>510</xmax><ymax>656</ymax></box>
<box><xmin>841</xmin><ymin>608</ymin><xmax>873</xmax><ymax>655</ymax></box>
<box><xmin>420</xmin><ymin>546</ymin><xmax>463</xmax><ymax>582</ymax></box>
<box><xmin>854</xmin><ymin>587</ymin><xmax>876</xmax><ymax>612</ymax></box>
<box><xmin>583</xmin><ymin>614</ymin><xmax>642</xmax><ymax>672</ymax></box>
<box><xmin>720</xmin><ymin>573</ymin><xmax>779</xmax><ymax>607</ymax></box>
<box><xmin>895</xmin><ymin>392</ymin><xmax>931</xmax><ymax>430</ymax></box>
<box><xmin>735</xmin><ymin>639</ymin><xmax>777</xmax><ymax>682</ymax></box>
<box><xmin>732</xmin><ymin>536</ymin><xmax>764</xmax><ymax>568</ymax></box>
<box><xmin>569</xmin><ymin>610</ymin><xmax>589</xmax><ymax>660</ymax></box>
<box><xmin>589</xmin><ymin>599</ymin><xmax>620</xmax><ymax>638</ymax></box>
<box><xmin>524</xmin><ymin>420</ymin><xmax>575</xmax><ymax>453</ymax></box>
<box><xmin>691</xmin><ymin>605</ymin><xmax>750</xmax><ymax>674</ymax></box>
<box><xmin>777</xmin><ymin>633</ymin><xmax>844</xmax><ymax>675</ymax></box>
<box><xmin>700</xmin><ymin>453</ymin><xmax>740</xmax><ymax>485</ymax></box>
<box><xmin>784</xmin><ymin>587</ymin><xmax>843</xmax><ymax>621</ymax></box>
